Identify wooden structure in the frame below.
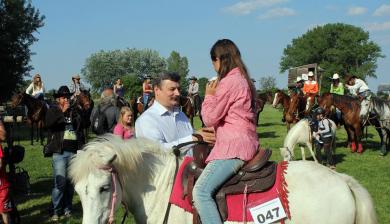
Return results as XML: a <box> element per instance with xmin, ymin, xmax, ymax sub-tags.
<box><xmin>287</xmin><ymin>63</ymin><xmax>324</xmax><ymax>93</ymax></box>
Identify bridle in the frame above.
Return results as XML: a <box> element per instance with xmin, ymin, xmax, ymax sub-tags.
<box><xmin>98</xmin><ymin>165</ymin><xmax>128</xmax><ymax>224</ymax></box>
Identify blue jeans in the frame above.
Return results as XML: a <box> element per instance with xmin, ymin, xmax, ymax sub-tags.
<box><xmin>193</xmin><ymin>159</ymin><xmax>244</xmax><ymax>224</ymax></box>
<box><xmin>52</xmin><ymin>151</ymin><xmax>75</xmax><ymax>215</ymax></box>
<box><xmin>143</xmin><ymin>93</ymin><xmax>150</xmax><ymax>110</ymax></box>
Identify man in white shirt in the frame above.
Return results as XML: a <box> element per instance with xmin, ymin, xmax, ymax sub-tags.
<box><xmin>188</xmin><ymin>76</ymin><xmax>201</xmax><ymax>115</ymax></box>
<box><xmin>345</xmin><ymin>75</ymin><xmax>370</xmax><ymax>98</ymax></box>
<box><xmin>135</xmin><ymin>72</ymin><xmax>215</xmax><ymax>152</ymax></box>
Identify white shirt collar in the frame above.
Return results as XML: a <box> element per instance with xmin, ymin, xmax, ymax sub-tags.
<box><xmin>151</xmin><ymin>100</ymin><xmax>180</xmax><ymax>116</ymax></box>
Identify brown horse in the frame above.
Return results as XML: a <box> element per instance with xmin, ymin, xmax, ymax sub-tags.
<box><xmin>318</xmin><ymin>93</ymin><xmax>364</xmax><ymax>152</ymax></box>
<box><xmin>255</xmin><ymin>91</ymin><xmax>273</xmax><ymax>126</ymax></box>
<box><xmin>129</xmin><ymin>96</ymin><xmax>155</xmax><ymax>121</ymax></box>
<box><xmin>287</xmin><ymin>93</ymin><xmax>312</xmax><ymax>122</ymax></box>
<box><xmin>272</xmin><ymin>90</ymin><xmax>295</xmax><ymax>130</ymax></box>
<box><xmin>71</xmin><ymin>90</ymin><xmax>94</xmax><ymax>143</ymax></box>
<box><xmin>11</xmin><ymin>92</ymin><xmax>46</xmax><ymax>145</ymax></box>
<box><xmin>180</xmin><ymin>96</ymin><xmax>195</xmax><ymax>126</ymax></box>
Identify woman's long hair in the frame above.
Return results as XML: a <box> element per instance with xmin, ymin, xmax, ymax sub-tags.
<box><xmin>210</xmin><ymin>39</ymin><xmax>256</xmax><ymax>111</ymax></box>
<box><xmin>118</xmin><ymin>106</ymin><xmax>133</xmax><ymax>127</ymax></box>
<box><xmin>33</xmin><ymin>74</ymin><xmax>42</xmax><ymax>89</ymax></box>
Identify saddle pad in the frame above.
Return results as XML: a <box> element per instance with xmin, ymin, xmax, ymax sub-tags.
<box><xmin>169</xmin><ymin>158</ymin><xmax>290</xmax><ymax>222</ymax></box>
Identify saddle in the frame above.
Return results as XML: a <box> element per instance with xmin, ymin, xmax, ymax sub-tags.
<box><xmin>180</xmin><ymin>143</ymin><xmax>276</xmax><ymax>223</ymax></box>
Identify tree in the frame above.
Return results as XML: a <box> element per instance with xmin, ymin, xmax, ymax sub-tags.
<box><xmin>82</xmin><ymin>48</ymin><xmax>166</xmax><ymax>94</ymax></box>
<box><xmin>121</xmin><ymin>73</ymin><xmax>142</xmax><ymax>99</ymax></box>
<box><xmin>197</xmin><ymin>77</ymin><xmax>208</xmax><ymax>97</ymax></box>
<box><xmin>280</xmin><ymin>23</ymin><xmax>384</xmax><ymax>92</ymax></box>
<box><xmin>0</xmin><ymin>0</ymin><xmax>44</xmax><ymax>101</ymax></box>
<box><xmin>166</xmin><ymin>51</ymin><xmax>189</xmax><ymax>94</ymax></box>
<box><xmin>259</xmin><ymin>76</ymin><xmax>277</xmax><ymax>92</ymax></box>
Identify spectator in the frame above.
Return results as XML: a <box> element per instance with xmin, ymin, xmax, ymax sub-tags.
<box><xmin>70</xmin><ymin>74</ymin><xmax>86</xmax><ymax>97</ymax></box>
<box><xmin>188</xmin><ymin>76</ymin><xmax>201</xmax><ymax>115</ymax></box>
<box><xmin>0</xmin><ymin>120</ymin><xmax>11</xmax><ymax>224</ymax></box>
<box><xmin>90</xmin><ymin>88</ymin><xmax>120</xmax><ymax>134</ymax></box>
<box><xmin>45</xmin><ymin>86</ymin><xmax>83</xmax><ymax>221</ymax></box>
<box><xmin>135</xmin><ymin>72</ymin><xmax>215</xmax><ymax>153</ymax></box>
<box><xmin>25</xmin><ymin>73</ymin><xmax>45</xmax><ymax>100</ymax></box>
<box><xmin>113</xmin><ymin>106</ymin><xmax>135</xmax><ymax>139</ymax></box>
<box><xmin>113</xmin><ymin>78</ymin><xmax>125</xmax><ymax>98</ymax></box>
<box><xmin>142</xmin><ymin>76</ymin><xmax>153</xmax><ymax>111</ymax></box>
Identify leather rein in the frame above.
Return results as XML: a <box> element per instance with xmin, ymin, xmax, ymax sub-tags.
<box><xmin>98</xmin><ymin>165</ymin><xmax>129</xmax><ymax>224</ymax></box>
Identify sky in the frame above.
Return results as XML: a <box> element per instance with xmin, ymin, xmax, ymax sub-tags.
<box><xmin>30</xmin><ymin>0</ymin><xmax>390</xmax><ymax>91</ymax></box>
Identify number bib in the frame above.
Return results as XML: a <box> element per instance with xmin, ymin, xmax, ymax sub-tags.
<box><xmin>249</xmin><ymin>197</ymin><xmax>286</xmax><ymax>224</ymax></box>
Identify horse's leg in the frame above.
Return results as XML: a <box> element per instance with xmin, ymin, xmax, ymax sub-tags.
<box><xmin>39</xmin><ymin>121</ymin><xmax>44</xmax><ymax>145</ymax></box>
<box><xmin>30</xmin><ymin>122</ymin><xmax>34</xmax><ymax>145</ymax></box>
<box><xmin>300</xmin><ymin>146</ymin><xmax>306</xmax><ymax>160</ymax></box>
<box><xmin>307</xmin><ymin>142</ymin><xmax>318</xmax><ymax>163</ymax></box>
<box><xmin>344</xmin><ymin>124</ymin><xmax>351</xmax><ymax>148</ymax></box>
<box><xmin>354</xmin><ymin>124</ymin><xmax>363</xmax><ymax>153</ymax></box>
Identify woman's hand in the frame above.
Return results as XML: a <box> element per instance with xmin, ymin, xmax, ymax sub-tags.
<box><xmin>205</xmin><ymin>80</ymin><xmax>218</xmax><ymax>96</ymax></box>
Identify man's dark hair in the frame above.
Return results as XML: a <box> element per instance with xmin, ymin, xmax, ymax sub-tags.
<box><xmin>153</xmin><ymin>72</ymin><xmax>181</xmax><ymax>88</ymax></box>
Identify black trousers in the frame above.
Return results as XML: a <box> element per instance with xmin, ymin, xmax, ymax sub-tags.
<box><xmin>315</xmin><ymin>137</ymin><xmax>334</xmax><ymax>166</ymax></box>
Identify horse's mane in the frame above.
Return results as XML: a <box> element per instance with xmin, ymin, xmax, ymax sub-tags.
<box><xmin>371</xmin><ymin>97</ymin><xmax>390</xmax><ymax>113</ymax></box>
<box><xmin>331</xmin><ymin>94</ymin><xmax>360</xmax><ymax>110</ymax></box>
<box><xmin>69</xmin><ymin>135</ymin><xmax>169</xmax><ymax>187</ymax></box>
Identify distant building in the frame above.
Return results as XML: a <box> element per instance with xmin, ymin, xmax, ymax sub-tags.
<box><xmin>377</xmin><ymin>84</ymin><xmax>390</xmax><ymax>94</ymax></box>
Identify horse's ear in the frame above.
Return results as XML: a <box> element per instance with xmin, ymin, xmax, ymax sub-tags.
<box><xmin>102</xmin><ymin>154</ymin><xmax>117</xmax><ymax>166</ymax></box>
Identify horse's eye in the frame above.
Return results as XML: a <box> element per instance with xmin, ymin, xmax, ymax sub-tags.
<box><xmin>99</xmin><ymin>185</ymin><xmax>110</xmax><ymax>193</ymax></box>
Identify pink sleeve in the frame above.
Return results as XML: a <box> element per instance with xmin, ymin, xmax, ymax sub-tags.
<box><xmin>113</xmin><ymin>124</ymin><xmax>124</xmax><ymax>137</ymax></box>
<box><xmin>201</xmin><ymin>81</ymin><xmax>231</xmax><ymax>127</ymax></box>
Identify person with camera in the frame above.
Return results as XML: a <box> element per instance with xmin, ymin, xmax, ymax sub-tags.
<box><xmin>0</xmin><ymin>120</ymin><xmax>11</xmax><ymax>224</ymax></box>
<box><xmin>45</xmin><ymin>86</ymin><xmax>83</xmax><ymax>221</ymax></box>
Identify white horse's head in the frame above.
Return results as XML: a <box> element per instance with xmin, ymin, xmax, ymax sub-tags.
<box><xmin>70</xmin><ymin>145</ymin><xmax>123</xmax><ymax>224</ymax></box>
<box><xmin>280</xmin><ymin>147</ymin><xmax>293</xmax><ymax>161</ymax></box>
<box><xmin>359</xmin><ymin>98</ymin><xmax>371</xmax><ymax>120</ymax></box>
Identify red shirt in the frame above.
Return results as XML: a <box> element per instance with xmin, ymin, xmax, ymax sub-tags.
<box><xmin>0</xmin><ymin>145</ymin><xmax>9</xmax><ymax>189</ymax></box>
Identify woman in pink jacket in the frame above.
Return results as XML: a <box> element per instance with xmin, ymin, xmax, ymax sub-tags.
<box><xmin>193</xmin><ymin>39</ymin><xmax>259</xmax><ymax>224</ymax></box>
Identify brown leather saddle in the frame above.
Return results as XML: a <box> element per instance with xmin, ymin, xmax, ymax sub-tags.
<box><xmin>179</xmin><ymin>142</ymin><xmax>276</xmax><ymax>223</ymax></box>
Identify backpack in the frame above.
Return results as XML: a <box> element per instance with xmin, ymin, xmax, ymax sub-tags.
<box><xmin>91</xmin><ymin>105</ymin><xmax>109</xmax><ymax>135</ymax></box>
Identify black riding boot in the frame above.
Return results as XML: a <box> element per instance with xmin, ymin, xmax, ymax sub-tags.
<box><xmin>380</xmin><ymin>144</ymin><xmax>387</xmax><ymax>156</ymax></box>
<box><xmin>315</xmin><ymin>142</ymin><xmax>323</xmax><ymax>164</ymax></box>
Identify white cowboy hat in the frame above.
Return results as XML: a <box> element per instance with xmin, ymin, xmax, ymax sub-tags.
<box><xmin>296</xmin><ymin>76</ymin><xmax>302</xmax><ymax>82</ymax></box>
<box><xmin>308</xmin><ymin>71</ymin><xmax>314</xmax><ymax>77</ymax></box>
<box><xmin>332</xmin><ymin>73</ymin><xmax>340</xmax><ymax>79</ymax></box>
<box><xmin>301</xmin><ymin>73</ymin><xmax>308</xmax><ymax>81</ymax></box>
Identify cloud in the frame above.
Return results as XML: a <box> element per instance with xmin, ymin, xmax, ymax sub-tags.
<box><xmin>365</xmin><ymin>21</ymin><xmax>390</xmax><ymax>31</ymax></box>
<box><xmin>258</xmin><ymin>7</ymin><xmax>296</xmax><ymax>19</ymax></box>
<box><xmin>347</xmin><ymin>6</ymin><xmax>367</xmax><ymax>16</ymax></box>
<box><xmin>223</xmin><ymin>0</ymin><xmax>288</xmax><ymax>15</ymax></box>
<box><xmin>373</xmin><ymin>4</ymin><xmax>390</xmax><ymax>16</ymax></box>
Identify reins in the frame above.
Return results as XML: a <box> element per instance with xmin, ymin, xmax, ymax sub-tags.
<box><xmin>98</xmin><ymin>165</ymin><xmax>129</xmax><ymax>224</ymax></box>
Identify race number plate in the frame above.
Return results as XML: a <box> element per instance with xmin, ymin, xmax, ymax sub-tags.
<box><xmin>249</xmin><ymin>198</ymin><xmax>286</xmax><ymax>224</ymax></box>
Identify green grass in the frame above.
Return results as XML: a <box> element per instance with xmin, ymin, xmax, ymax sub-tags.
<box><xmin>10</xmin><ymin>104</ymin><xmax>390</xmax><ymax>223</ymax></box>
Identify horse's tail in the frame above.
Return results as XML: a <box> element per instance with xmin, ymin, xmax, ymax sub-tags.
<box><xmin>337</xmin><ymin>173</ymin><xmax>378</xmax><ymax>224</ymax></box>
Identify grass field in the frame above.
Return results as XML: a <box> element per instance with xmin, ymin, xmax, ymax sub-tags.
<box><xmin>9</xmin><ymin>104</ymin><xmax>390</xmax><ymax>223</ymax></box>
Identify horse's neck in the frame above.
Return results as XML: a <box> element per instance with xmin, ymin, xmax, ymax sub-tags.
<box><xmin>282</xmin><ymin>95</ymin><xmax>290</xmax><ymax>110</ymax></box>
<box><xmin>125</xmin><ymin>153</ymin><xmax>180</xmax><ymax>223</ymax></box>
<box><xmin>284</xmin><ymin>120</ymin><xmax>309</xmax><ymax>149</ymax></box>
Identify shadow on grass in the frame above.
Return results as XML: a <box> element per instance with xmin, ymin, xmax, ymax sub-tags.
<box><xmin>259</xmin><ymin>122</ymin><xmax>284</xmax><ymax>127</ymax></box>
<box><xmin>258</xmin><ymin>131</ymin><xmax>278</xmax><ymax>139</ymax></box>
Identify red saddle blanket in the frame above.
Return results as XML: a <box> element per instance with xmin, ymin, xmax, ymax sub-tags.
<box><xmin>169</xmin><ymin>157</ymin><xmax>290</xmax><ymax>222</ymax></box>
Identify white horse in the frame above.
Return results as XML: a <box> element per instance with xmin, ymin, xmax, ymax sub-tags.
<box><xmin>70</xmin><ymin>135</ymin><xmax>377</xmax><ymax>224</ymax></box>
<box><xmin>279</xmin><ymin>119</ymin><xmax>336</xmax><ymax>162</ymax></box>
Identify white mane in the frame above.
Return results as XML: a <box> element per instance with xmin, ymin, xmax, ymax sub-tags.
<box><xmin>69</xmin><ymin>134</ymin><xmax>171</xmax><ymax>197</ymax></box>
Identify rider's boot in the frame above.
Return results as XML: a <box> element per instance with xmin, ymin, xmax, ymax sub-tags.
<box><xmin>379</xmin><ymin>145</ymin><xmax>387</xmax><ymax>156</ymax></box>
<box><xmin>357</xmin><ymin>143</ymin><xmax>363</xmax><ymax>154</ymax></box>
<box><xmin>351</xmin><ymin>142</ymin><xmax>356</xmax><ymax>153</ymax></box>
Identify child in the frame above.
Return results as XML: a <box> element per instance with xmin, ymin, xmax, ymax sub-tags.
<box><xmin>192</xmin><ymin>39</ymin><xmax>259</xmax><ymax>224</ymax></box>
<box><xmin>313</xmin><ymin>107</ymin><xmax>335</xmax><ymax>169</ymax></box>
<box><xmin>113</xmin><ymin>106</ymin><xmax>135</xmax><ymax>139</ymax></box>
<box><xmin>0</xmin><ymin>121</ymin><xmax>11</xmax><ymax>224</ymax></box>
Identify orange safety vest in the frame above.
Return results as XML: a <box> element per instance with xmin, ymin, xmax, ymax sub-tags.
<box><xmin>303</xmin><ymin>80</ymin><xmax>318</xmax><ymax>94</ymax></box>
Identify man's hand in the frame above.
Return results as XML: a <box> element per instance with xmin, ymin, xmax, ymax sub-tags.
<box><xmin>193</xmin><ymin>127</ymin><xmax>216</xmax><ymax>144</ymax></box>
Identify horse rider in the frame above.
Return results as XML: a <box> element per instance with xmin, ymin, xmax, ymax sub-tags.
<box><xmin>142</xmin><ymin>75</ymin><xmax>153</xmax><ymax>111</ymax></box>
<box><xmin>135</xmin><ymin>72</ymin><xmax>215</xmax><ymax>153</ymax></box>
<box><xmin>303</xmin><ymin>71</ymin><xmax>319</xmax><ymax>112</ymax></box>
<box><xmin>188</xmin><ymin>76</ymin><xmax>201</xmax><ymax>115</ymax></box>
<box><xmin>26</xmin><ymin>73</ymin><xmax>45</xmax><ymax>100</ymax></box>
<box><xmin>330</xmin><ymin>73</ymin><xmax>344</xmax><ymax>123</ymax></box>
<box><xmin>70</xmin><ymin>74</ymin><xmax>86</xmax><ymax>99</ymax></box>
<box><xmin>292</xmin><ymin>76</ymin><xmax>304</xmax><ymax>95</ymax></box>
<box><xmin>345</xmin><ymin>74</ymin><xmax>371</xmax><ymax>99</ymax></box>
<box><xmin>312</xmin><ymin>107</ymin><xmax>335</xmax><ymax>169</ymax></box>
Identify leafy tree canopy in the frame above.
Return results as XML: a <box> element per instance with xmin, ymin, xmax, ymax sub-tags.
<box><xmin>0</xmin><ymin>0</ymin><xmax>44</xmax><ymax>101</ymax></box>
<box><xmin>166</xmin><ymin>51</ymin><xmax>189</xmax><ymax>93</ymax></box>
<box><xmin>82</xmin><ymin>48</ymin><xmax>166</xmax><ymax>94</ymax></box>
<box><xmin>280</xmin><ymin>23</ymin><xmax>384</xmax><ymax>92</ymax></box>
<box><xmin>259</xmin><ymin>76</ymin><xmax>277</xmax><ymax>92</ymax></box>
